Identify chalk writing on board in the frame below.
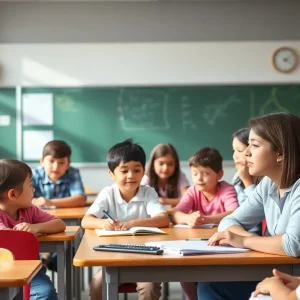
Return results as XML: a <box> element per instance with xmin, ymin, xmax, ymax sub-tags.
<box><xmin>203</xmin><ymin>95</ymin><xmax>240</xmax><ymax>126</ymax></box>
<box><xmin>117</xmin><ymin>89</ymin><xmax>170</xmax><ymax>131</ymax></box>
<box><xmin>259</xmin><ymin>88</ymin><xmax>289</xmax><ymax>115</ymax></box>
<box><xmin>55</xmin><ymin>96</ymin><xmax>78</xmax><ymax>112</ymax></box>
<box><xmin>181</xmin><ymin>96</ymin><xmax>197</xmax><ymax>132</ymax></box>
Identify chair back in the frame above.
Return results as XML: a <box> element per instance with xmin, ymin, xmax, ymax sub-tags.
<box><xmin>0</xmin><ymin>248</ymin><xmax>14</xmax><ymax>262</ymax></box>
<box><xmin>0</xmin><ymin>231</ymin><xmax>39</xmax><ymax>260</ymax></box>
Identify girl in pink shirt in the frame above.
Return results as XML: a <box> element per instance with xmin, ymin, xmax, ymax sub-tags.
<box><xmin>0</xmin><ymin>159</ymin><xmax>66</xmax><ymax>300</ymax></box>
<box><xmin>142</xmin><ymin>143</ymin><xmax>189</xmax><ymax>207</ymax></box>
<box><xmin>172</xmin><ymin>147</ymin><xmax>238</xmax><ymax>300</ymax></box>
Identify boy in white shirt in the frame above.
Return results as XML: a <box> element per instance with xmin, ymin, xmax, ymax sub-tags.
<box><xmin>82</xmin><ymin>139</ymin><xmax>169</xmax><ymax>300</ymax></box>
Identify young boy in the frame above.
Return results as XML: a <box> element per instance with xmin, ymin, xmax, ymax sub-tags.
<box><xmin>172</xmin><ymin>147</ymin><xmax>238</xmax><ymax>226</ymax></box>
<box><xmin>32</xmin><ymin>140</ymin><xmax>86</xmax><ymax>271</ymax></box>
<box><xmin>32</xmin><ymin>140</ymin><xmax>86</xmax><ymax>208</ymax></box>
<box><xmin>172</xmin><ymin>147</ymin><xmax>238</xmax><ymax>300</ymax></box>
<box><xmin>82</xmin><ymin>139</ymin><xmax>169</xmax><ymax>300</ymax></box>
<box><xmin>0</xmin><ymin>159</ymin><xmax>66</xmax><ymax>300</ymax></box>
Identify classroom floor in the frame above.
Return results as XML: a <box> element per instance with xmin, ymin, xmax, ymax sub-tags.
<box><xmin>49</xmin><ymin>267</ymin><xmax>185</xmax><ymax>300</ymax></box>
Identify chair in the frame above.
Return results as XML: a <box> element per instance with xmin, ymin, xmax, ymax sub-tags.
<box><xmin>118</xmin><ymin>283</ymin><xmax>137</xmax><ymax>300</ymax></box>
<box><xmin>0</xmin><ymin>248</ymin><xmax>14</xmax><ymax>262</ymax></box>
<box><xmin>0</xmin><ymin>231</ymin><xmax>40</xmax><ymax>300</ymax></box>
<box><xmin>262</xmin><ymin>219</ymin><xmax>267</xmax><ymax>235</ymax></box>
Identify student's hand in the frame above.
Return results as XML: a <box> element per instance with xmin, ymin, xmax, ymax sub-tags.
<box><xmin>207</xmin><ymin>230</ymin><xmax>246</xmax><ymax>248</ymax></box>
<box><xmin>253</xmin><ymin>277</ymin><xmax>286</xmax><ymax>297</ymax></box>
<box><xmin>119</xmin><ymin>220</ymin><xmax>135</xmax><ymax>230</ymax></box>
<box><xmin>273</xmin><ymin>269</ymin><xmax>300</xmax><ymax>290</ymax></box>
<box><xmin>159</xmin><ymin>198</ymin><xmax>167</xmax><ymax>204</ymax></box>
<box><xmin>187</xmin><ymin>211</ymin><xmax>205</xmax><ymax>228</ymax></box>
<box><xmin>32</xmin><ymin>197</ymin><xmax>48</xmax><ymax>207</ymax></box>
<box><xmin>13</xmin><ymin>223</ymin><xmax>40</xmax><ymax>235</ymax></box>
<box><xmin>236</xmin><ymin>163</ymin><xmax>253</xmax><ymax>187</ymax></box>
<box><xmin>103</xmin><ymin>219</ymin><xmax>120</xmax><ymax>231</ymax></box>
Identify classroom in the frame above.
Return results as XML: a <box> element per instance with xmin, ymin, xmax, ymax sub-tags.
<box><xmin>0</xmin><ymin>1</ymin><xmax>300</xmax><ymax>300</ymax></box>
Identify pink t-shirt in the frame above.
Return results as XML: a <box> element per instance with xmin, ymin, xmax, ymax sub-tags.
<box><xmin>0</xmin><ymin>205</ymin><xmax>58</xmax><ymax>230</ymax></box>
<box><xmin>175</xmin><ymin>181</ymin><xmax>238</xmax><ymax>216</ymax></box>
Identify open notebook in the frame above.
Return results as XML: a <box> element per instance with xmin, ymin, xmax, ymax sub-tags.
<box><xmin>95</xmin><ymin>227</ymin><xmax>167</xmax><ymax>237</ymax></box>
<box><xmin>173</xmin><ymin>224</ymin><xmax>218</xmax><ymax>229</ymax></box>
<box><xmin>145</xmin><ymin>240</ymin><xmax>251</xmax><ymax>256</ymax></box>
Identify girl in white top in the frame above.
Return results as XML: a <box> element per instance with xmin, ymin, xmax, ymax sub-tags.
<box><xmin>142</xmin><ymin>143</ymin><xmax>189</xmax><ymax>207</ymax></box>
<box><xmin>250</xmin><ymin>269</ymin><xmax>300</xmax><ymax>300</ymax></box>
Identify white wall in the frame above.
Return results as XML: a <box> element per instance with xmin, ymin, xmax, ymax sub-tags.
<box><xmin>0</xmin><ymin>42</ymin><xmax>300</xmax><ymax>87</ymax></box>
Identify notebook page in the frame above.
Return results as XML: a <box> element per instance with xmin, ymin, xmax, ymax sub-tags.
<box><xmin>94</xmin><ymin>229</ymin><xmax>131</xmax><ymax>237</ymax></box>
<box><xmin>145</xmin><ymin>240</ymin><xmax>250</xmax><ymax>254</ymax></box>
<box><xmin>173</xmin><ymin>224</ymin><xmax>218</xmax><ymax>229</ymax></box>
<box><xmin>130</xmin><ymin>227</ymin><xmax>167</xmax><ymax>234</ymax></box>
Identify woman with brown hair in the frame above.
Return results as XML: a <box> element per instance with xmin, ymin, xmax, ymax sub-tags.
<box><xmin>197</xmin><ymin>112</ymin><xmax>300</xmax><ymax>300</ymax></box>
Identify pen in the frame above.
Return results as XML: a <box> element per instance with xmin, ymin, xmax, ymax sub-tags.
<box><xmin>103</xmin><ymin>210</ymin><xmax>117</xmax><ymax>223</ymax></box>
<box><xmin>185</xmin><ymin>238</ymin><xmax>209</xmax><ymax>241</ymax></box>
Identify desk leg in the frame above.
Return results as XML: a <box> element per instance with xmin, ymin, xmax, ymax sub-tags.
<box><xmin>56</xmin><ymin>243</ymin><xmax>66</xmax><ymax>300</ymax></box>
<box><xmin>74</xmin><ymin>230</ymin><xmax>82</xmax><ymax>300</ymax></box>
<box><xmin>104</xmin><ymin>267</ymin><xmax>118</xmax><ymax>300</ymax></box>
<box><xmin>0</xmin><ymin>287</ymin><xmax>22</xmax><ymax>300</ymax></box>
<box><xmin>0</xmin><ymin>288</ymin><xmax>9</xmax><ymax>300</ymax></box>
<box><xmin>65</xmin><ymin>241</ymin><xmax>72</xmax><ymax>300</ymax></box>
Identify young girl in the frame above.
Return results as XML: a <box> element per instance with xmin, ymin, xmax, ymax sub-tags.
<box><xmin>142</xmin><ymin>143</ymin><xmax>189</xmax><ymax>207</ymax></box>
<box><xmin>197</xmin><ymin>112</ymin><xmax>300</xmax><ymax>300</ymax></box>
<box><xmin>232</xmin><ymin>128</ymin><xmax>261</xmax><ymax>235</ymax></box>
<box><xmin>0</xmin><ymin>159</ymin><xmax>66</xmax><ymax>300</ymax></box>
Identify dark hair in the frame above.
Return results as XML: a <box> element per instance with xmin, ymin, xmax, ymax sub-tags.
<box><xmin>189</xmin><ymin>147</ymin><xmax>223</xmax><ymax>173</ymax></box>
<box><xmin>107</xmin><ymin>139</ymin><xmax>146</xmax><ymax>172</ymax></box>
<box><xmin>0</xmin><ymin>159</ymin><xmax>32</xmax><ymax>200</ymax></box>
<box><xmin>232</xmin><ymin>128</ymin><xmax>261</xmax><ymax>187</ymax></box>
<box><xmin>42</xmin><ymin>140</ymin><xmax>71</xmax><ymax>159</ymax></box>
<box><xmin>249</xmin><ymin>112</ymin><xmax>300</xmax><ymax>188</ymax></box>
<box><xmin>147</xmin><ymin>143</ymin><xmax>180</xmax><ymax>198</ymax></box>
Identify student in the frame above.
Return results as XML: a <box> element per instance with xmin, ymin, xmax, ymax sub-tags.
<box><xmin>142</xmin><ymin>143</ymin><xmax>189</xmax><ymax>207</ymax></box>
<box><xmin>251</xmin><ymin>269</ymin><xmax>300</xmax><ymax>300</ymax></box>
<box><xmin>197</xmin><ymin>112</ymin><xmax>300</xmax><ymax>300</ymax></box>
<box><xmin>232</xmin><ymin>128</ymin><xmax>261</xmax><ymax>235</ymax></box>
<box><xmin>32</xmin><ymin>140</ymin><xmax>86</xmax><ymax>208</ymax></box>
<box><xmin>0</xmin><ymin>159</ymin><xmax>66</xmax><ymax>300</ymax></box>
<box><xmin>172</xmin><ymin>147</ymin><xmax>238</xmax><ymax>300</ymax></box>
<box><xmin>81</xmin><ymin>139</ymin><xmax>169</xmax><ymax>300</ymax></box>
<box><xmin>31</xmin><ymin>140</ymin><xmax>86</xmax><ymax>272</ymax></box>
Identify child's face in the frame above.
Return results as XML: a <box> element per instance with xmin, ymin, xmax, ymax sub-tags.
<box><xmin>153</xmin><ymin>154</ymin><xmax>176</xmax><ymax>180</ymax></box>
<box><xmin>109</xmin><ymin>161</ymin><xmax>145</xmax><ymax>196</ymax></box>
<box><xmin>10</xmin><ymin>175</ymin><xmax>35</xmax><ymax>208</ymax></box>
<box><xmin>41</xmin><ymin>155</ymin><xmax>69</xmax><ymax>182</ymax></box>
<box><xmin>191</xmin><ymin>165</ymin><xmax>223</xmax><ymax>193</ymax></box>
<box><xmin>232</xmin><ymin>137</ymin><xmax>248</xmax><ymax>167</ymax></box>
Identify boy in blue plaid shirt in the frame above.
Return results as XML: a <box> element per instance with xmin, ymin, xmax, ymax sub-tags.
<box><xmin>32</xmin><ymin>140</ymin><xmax>86</xmax><ymax>271</ymax></box>
<box><xmin>32</xmin><ymin>140</ymin><xmax>86</xmax><ymax>208</ymax></box>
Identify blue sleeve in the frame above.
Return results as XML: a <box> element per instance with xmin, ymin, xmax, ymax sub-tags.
<box><xmin>219</xmin><ymin>180</ymin><xmax>265</xmax><ymax>232</ymax></box>
<box><xmin>32</xmin><ymin>169</ymin><xmax>42</xmax><ymax>198</ymax></box>
<box><xmin>69</xmin><ymin>168</ymin><xmax>86</xmax><ymax>198</ymax></box>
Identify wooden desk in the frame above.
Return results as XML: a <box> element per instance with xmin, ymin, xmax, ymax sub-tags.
<box><xmin>84</xmin><ymin>185</ymin><xmax>98</xmax><ymax>197</ymax></box>
<box><xmin>38</xmin><ymin>226</ymin><xmax>80</xmax><ymax>300</ymax></box>
<box><xmin>74</xmin><ymin>228</ymin><xmax>300</xmax><ymax>300</ymax></box>
<box><xmin>0</xmin><ymin>260</ymin><xmax>41</xmax><ymax>300</ymax></box>
<box><xmin>45</xmin><ymin>207</ymin><xmax>89</xmax><ymax>220</ymax></box>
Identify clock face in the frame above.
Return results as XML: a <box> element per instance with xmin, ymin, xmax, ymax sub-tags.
<box><xmin>272</xmin><ymin>47</ymin><xmax>298</xmax><ymax>73</ymax></box>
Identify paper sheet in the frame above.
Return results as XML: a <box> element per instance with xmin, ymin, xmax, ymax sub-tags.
<box><xmin>173</xmin><ymin>224</ymin><xmax>218</xmax><ymax>229</ymax></box>
<box><xmin>22</xmin><ymin>93</ymin><xmax>53</xmax><ymax>126</ymax></box>
<box><xmin>23</xmin><ymin>130</ymin><xmax>53</xmax><ymax>160</ymax></box>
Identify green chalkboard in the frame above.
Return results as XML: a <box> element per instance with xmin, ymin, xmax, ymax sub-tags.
<box><xmin>0</xmin><ymin>88</ymin><xmax>17</xmax><ymax>159</ymax></box>
<box><xmin>21</xmin><ymin>85</ymin><xmax>300</xmax><ymax>162</ymax></box>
